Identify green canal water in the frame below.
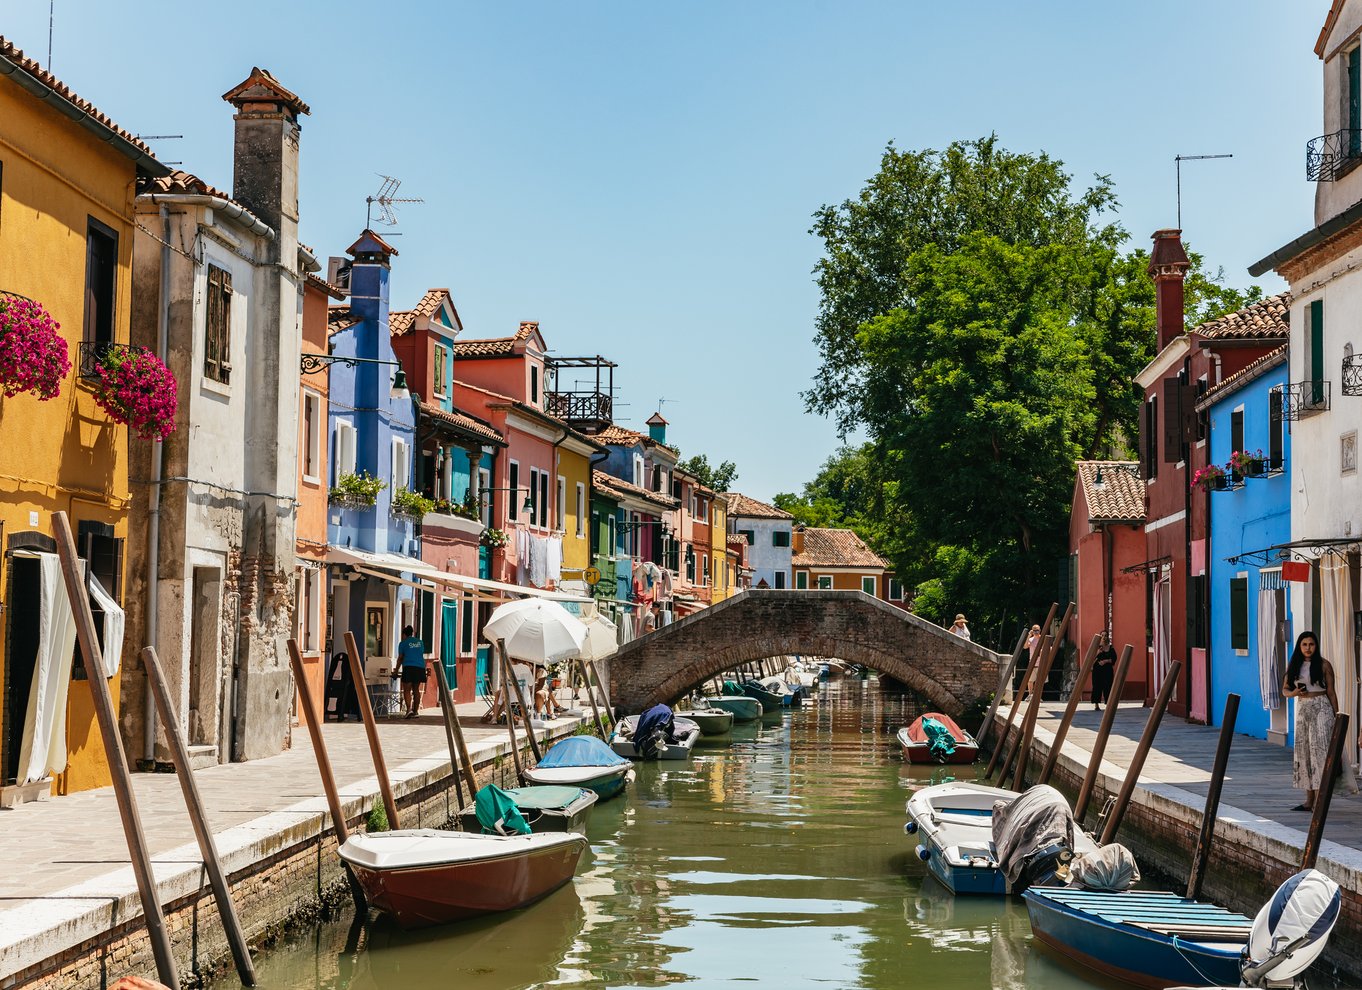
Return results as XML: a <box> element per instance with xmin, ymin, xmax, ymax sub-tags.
<box><xmin>238</xmin><ymin>679</ymin><xmax>1111</xmax><ymax>989</ymax></box>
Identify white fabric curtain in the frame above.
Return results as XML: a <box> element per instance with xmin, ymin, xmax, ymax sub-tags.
<box><xmin>1152</xmin><ymin>575</ymin><xmax>1172</xmax><ymax>695</ymax></box>
<box><xmin>87</xmin><ymin>572</ymin><xmax>124</xmax><ymax>677</ymax></box>
<box><xmin>17</xmin><ymin>554</ymin><xmax>78</xmax><ymax>785</ymax></box>
<box><xmin>1319</xmin><ymin>557</ymin><xmax>1358</xmax><ymax>790</ymax></box>
<box><xmin>1257</xmin><ymin>576</ymin><xmax>1284</xmax><ymax>711</ymax></box>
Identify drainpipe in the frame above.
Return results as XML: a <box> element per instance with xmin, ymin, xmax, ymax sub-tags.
<box><xmin>143</xmin><ymin>204</ymin><xmax>171</xmax><ymax>764</ymax></box>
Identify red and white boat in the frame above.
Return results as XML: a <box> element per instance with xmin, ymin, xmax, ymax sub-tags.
<box><xmin>896</xmin><ymin>712</ymin><xmax>979</xmax><ymax>765</ymax></box>
<box><xmin>338</xmin><ymin>828</ymin><xmax>587</xmax><ymax>929</ymax></box>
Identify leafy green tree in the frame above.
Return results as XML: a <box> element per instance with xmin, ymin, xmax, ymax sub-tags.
<box><xmin>678</xmin><ymin>454</ymin><xmax>738</xmax><ymax>492</ymax></box>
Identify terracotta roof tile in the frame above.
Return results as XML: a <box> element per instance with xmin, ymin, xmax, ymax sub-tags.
<box><xmin>412</xmin><ymin>289</ymin><xmax>450</xmax><ymax>320</ymax></box>
<box><xmin>327</xmin><ymin>307</ymin><xmax>362</xmax><ymax>336</ymax></box>
<box><xmin>305</xmin><ymin>271</ymin><xmax>347</xmax><ymax>300</ymax></box>
<box><xmin>727</xmin><ymin>534</ymin><xmax>748</xmax><ymax>546</ymax></box>
<box><xmin>1194</xmin><ymin>292</ymin><xmax>1291</xmax><ymax>341</ymax></box>
<box><xmin>1075</xmin><ymin>461</ymin><xmax>1146</xmax><ymax>525</ymax></box>
<box><xmin>595</xmin><ymin>424</ymin><xmax>645</xmax><ymax>446</ymax></box>
<box><xmin>418</xmin><ymin>403</ymin><xmax>505</xmax><ymax>446</ymax></box>
<box><xmin>722</xmin><ymin>492</ymin><xmax>793</xmax><ymax>521</ymax></box>
<box><xmin>388</xmin><ymin>310</ymin><xmax>415</xmax><ymax>336</ymax></box>
<box><xmin>138</xmin><ymin>169</ymin><xmax>232</xmax><ymax>200</ymax></box>
<box><xmin>792</xmin><ymin>527</ymin><xmax>889</xmax><ymax>569</ymax></box>
<box><xmin>0</xmin><ymin>36</ymin><xmax>162</xmax><ymax>170</ymax></box>
<box><xmin>592</xmin><ymin>470</ymin><xmax>680</xmax><ymax>510</ymax></box>
<box><xmin>453</xmin><ymin>336</ymin><xmax>518</xmax><ymax>358</ymax></box>
<box><xmin>222</xmin><ymin>66</ymin><xmax>310</xmax><ymax>117</ymax></box>
<box><xmin>1198</xmin><ymin>344</ymin><xmax>1289</xmax><ymax>408</ymax></box>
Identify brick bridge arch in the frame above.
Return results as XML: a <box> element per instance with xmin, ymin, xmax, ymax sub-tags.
<box><xmin>608</xmin><ymin>590</ymin><xmax>1001</xmax><ymax>715</ymax></box>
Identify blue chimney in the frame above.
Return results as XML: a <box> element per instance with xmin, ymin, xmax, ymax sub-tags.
<box><xmin>646</xmin><ymin>412</ymin><xmax>668</xmax><ymax>444</ymax></box>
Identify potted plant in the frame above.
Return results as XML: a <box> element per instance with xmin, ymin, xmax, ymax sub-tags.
<box><xmin>1190</xmin><ymin>463</ymin><xmax>1228</xmax><ymax>492</ymax></box>
<box><xmin>0</xmin><ymin>295</ymin><xmax>69</xmax><ymax>400</ymax></box>
<box><xmin>1227</xmin><ymin>449</ymin><xmax>1266</xmax><ymax>478</ymax></box>
<box><xmin>392</xmin><ymin>487</ymin><xmax>435</xmax><ymax>518</ymax></box>
<box><xmin>329</xmin><ymin>471</ymin><xmax>386</xmax><ymax>508</ymax></box>
<box><xmin>88</xmin><ymin>345</ymin><xmax>178</xmax><ymax>440</ymax></box>
<box><xmin>480</xmin><ymin>527</ymin><xmax>509</xmax><ymax>549</ymax></box>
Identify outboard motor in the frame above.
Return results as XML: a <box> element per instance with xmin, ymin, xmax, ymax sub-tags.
<box><xmin>1238</xmin><ymin>869</ymin><xmax>1340</xmax><ymax>989</ymax></box>
<box><xmin>633</xmin><ymin>704</ymin><xmax>676</xmax><ymax>760</ymax></box>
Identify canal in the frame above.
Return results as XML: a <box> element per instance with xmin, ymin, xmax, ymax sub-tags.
<box><xmin>232</xmin><ymin>679</ymin><xmax>1103</xmax><ymax>989</ymax></box>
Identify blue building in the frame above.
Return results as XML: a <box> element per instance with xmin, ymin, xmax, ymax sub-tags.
<box><xmin>324</xmin><ymin>230</ymin><xmax>421</xmax><ymax>669</ymax></box>
<box><xmin>1204</xmin><ymin>345</ymin><xmax>1292</xmax><ymax>744</ymax></box>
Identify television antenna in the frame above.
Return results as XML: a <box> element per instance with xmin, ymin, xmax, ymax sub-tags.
<box><xmin>366</xmin><ymin>174</ymin><xmax>424</xmax><ymax>228</ymax></box>
<box><xmin>1174</xmin><ymin>154</ymin><xmax>1232</xmax><ymax>229</ymax></box>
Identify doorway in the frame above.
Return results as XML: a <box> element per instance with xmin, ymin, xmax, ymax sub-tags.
<box><xmin>188</xmin><ymin>567</ymin><xmax>223</xmax><ymax>750</ymax></box>
<box><xmin>2</xmin><ymin>556</ymin><xmax>42</xmax><ymax>784</ymax></box>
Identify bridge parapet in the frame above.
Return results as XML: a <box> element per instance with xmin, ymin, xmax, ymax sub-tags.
<box><xmin>608</xmin><ymin>590</ymin><xmax>1001</xmax><ymax>714</ymax></box>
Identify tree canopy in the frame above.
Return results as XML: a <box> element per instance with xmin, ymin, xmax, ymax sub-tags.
<box><xmin>678</xmin><ymin>454</ymin><xmax>738</xmax><ymax>492</ymax></box>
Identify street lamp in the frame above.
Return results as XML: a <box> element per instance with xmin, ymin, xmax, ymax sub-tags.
<box><xmin>478</xmin><ymin>486</ymin><xmax>534</xmax><ymax>515</ymax></box>
<box><xmin>300</xmin><ymin>352</ymin><xmax>410</xmax><ymax>400</ymax></box>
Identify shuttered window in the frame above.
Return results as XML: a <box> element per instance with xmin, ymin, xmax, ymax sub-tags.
<box><xmin>1309</xmin><ymin>300</ymin><xmax>1324</xmax><ymax>405</ymax></box>
<box><xmin>1269</xmin><ymin>388</ymin><xmax>1284</xmax><ymax>468</ymax></box>
<box><xmin>1143</xmin><ymin>396</ymin><xmax>1159</xmax><ymax>479</ymax></box>
<box><xmin>1162</xmin><ymin>377</ymin><xmax>1185</xmax><ymax>462</ymax></box>
<box><xmin>1350</xmin><ymin>47</ymin><xmax>1361</xmax><ymax>153</ymax></box>
<box><xmin>1229</xmin><ymin>576</ymin><xmax>1249</xmax><ymax>651</ymax></box>
<box><xmin>205</xmin><ymin>265</ymin><xmax>233</xmax><ymax>384</ymax></box>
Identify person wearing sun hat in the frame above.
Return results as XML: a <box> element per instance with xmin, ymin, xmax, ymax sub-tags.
<box><xmin>948</xmin><ymin>613</ymin><xmax>971</xmax><ymax>641</ymax></box>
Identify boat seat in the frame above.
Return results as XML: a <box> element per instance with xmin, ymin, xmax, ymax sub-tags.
<box><xmin>932</xmin><ymin>811</ymin><xmax>993</xmax><ymax>827</ymax></box>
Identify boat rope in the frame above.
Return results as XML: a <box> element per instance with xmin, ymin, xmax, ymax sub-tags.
<box><xmin>1170</xmin><ymin>934</ymin><xmax>1227</xmax><ymax>986</ymax></box>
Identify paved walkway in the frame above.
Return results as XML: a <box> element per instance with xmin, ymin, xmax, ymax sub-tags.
<box><xmin>0</xmin><ymin>698</ymin><xmax>592</xmax><ymax>979</ymax></box>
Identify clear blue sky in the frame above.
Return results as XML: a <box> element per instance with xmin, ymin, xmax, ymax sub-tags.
<box><xmin>6</xmin><ymin>2</ymin><xmax>1325</xmax><ymax>500</ymax></box>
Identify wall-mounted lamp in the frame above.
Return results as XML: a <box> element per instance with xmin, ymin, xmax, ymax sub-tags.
<box><xmin>301</xmin><ymin>352</ymin><xmax>410</xmax><ymax>400</ymax></box>
<box><xmin>479</xmin><ymin>486</ymin><xmax>534</xmax><ymax>515</ymax></box>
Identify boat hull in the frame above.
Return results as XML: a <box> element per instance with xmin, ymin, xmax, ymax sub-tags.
<box><xmin>340</xmin><ymin>831</ymin><xmax>587</xmax><ymax>930</ymax></box>
<box><xmin>742</xmin><ymin>684</ymin><xmax>785</xmax><ymax>711</ymax></box>
<box><xmin>523</xmin><ymin>762</ymin><xmax>634</xmax><ymax>800</ymax></box>
<box><xmin>701</xmin><ymin>696</ymin><xmax>763</xmax><ymax>721</ymax></box>
<box><xmin>685</xmin><ymin>709</ymin><xmax>735</xmax><ymax>735</ymax></box>
<box><xmin>1023</xmin><ymin>887</ymin><xmax>1247</xmax><ymax>989</ymax></box>
<box><xmin>455</xmin><ymin>787</ymin><xmax>597</xmax><ymax>834</ymax></box>
<box><xmin>896</xmin><ymin>715</ymin><xmax>979</xmax><ymax>765</ymax></box>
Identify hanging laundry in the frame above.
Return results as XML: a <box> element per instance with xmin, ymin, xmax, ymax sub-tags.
<box><xmin>529</xmin><ymin>534</ymin><xmax>549</xmax><ymax>588</ymax></box>
<box><xmin>546</xmin><ymin>535</ymin><xmax>563</xmax><ymax>586</ymax></box>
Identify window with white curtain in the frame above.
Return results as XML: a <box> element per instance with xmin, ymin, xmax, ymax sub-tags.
<box><xmin>335</xmin><ymin>421</ymin><xmax>357</xmax><ymax>478</ymax></box>
<box><xmin>391</xmin><ymin>438</ymin><xmax>410</xmax><ymax>490</ymax></box>
<box><xmin>301</xmin><ymin>390</ymin><xmax>321</xmax><ymax>482</ymax></box>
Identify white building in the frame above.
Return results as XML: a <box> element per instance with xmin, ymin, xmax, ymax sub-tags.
<box><xmin>724</xmin><ymin>493</ymin><xmax>793</xmax><ymax>590</ymax></box>
<box><xmin>1249</xmin><ymin>0</ymin><xmax>1362</xmax><ymax>772</ymax></box>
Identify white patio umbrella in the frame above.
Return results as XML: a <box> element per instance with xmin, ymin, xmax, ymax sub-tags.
<box><xmin>578</xmin><ymin>612</ymin><xmax>619</xmax><ymax>662</ymax></box>
<box><xmin>483</xmin><ymin>598</ymin><xmax>587</xmax><ymax>665</ymax></box>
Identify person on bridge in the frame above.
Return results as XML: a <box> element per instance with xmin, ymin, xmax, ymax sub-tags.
<box><xmin>1282</xmin><ymin>631</ymin><xmax>1338</xmax><ymax>813</ymax></box>
<box><xmin>1091</xmin><ymin>634</ymin><xmax>1117</xmax><ymax>710</ymax></box>
<box><xmin>1026</xmin><ymin>624</ymin><xmax>1042</xmax><ymax>660</ymax></box>
<box><xmin>948</xmin><ymin>614</ymin><xmax>971</xmax><ymax>640</ymax></box>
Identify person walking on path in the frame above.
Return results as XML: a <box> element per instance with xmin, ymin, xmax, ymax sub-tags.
<box><xmin>948</xmin><ymin>614</ymin><xmax>971</xmax><ymax>640</ymax></box>
<box><xmin>1282</xmin><ymin>630</ymin><xmax>1338</xmax><ymax>812</ymax></box>
<box><xmin>1026</xmin><ymin>624</ymin><xmax>1043</xmax><ymax>660</ymax></box>
<box><xmin>1091</xmin><ymin>633</ymin><xmax>1117</xmax><ymax>710</ymax></box>
<box><xmin>394</xmin><ymin>625</ymin><xmax>428</xmax><ymax>719</ymax></box>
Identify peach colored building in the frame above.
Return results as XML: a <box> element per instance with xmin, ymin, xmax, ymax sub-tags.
<box><xmin>791</xmin><ymin>526</ymin><xmax>890</xmax><ymax>597</ymax></box>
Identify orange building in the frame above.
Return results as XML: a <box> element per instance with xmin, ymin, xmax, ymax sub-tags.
<box><xmin>792</xmin><ymin>526</ymin><xmax>891</xmax><ymax>598</ymax></box>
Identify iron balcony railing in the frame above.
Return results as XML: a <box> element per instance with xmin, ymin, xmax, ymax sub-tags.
<box><xmin>1271</xmin><ymin>381</ymin><xmax>1331</xmax><ymax>420</ymax></box>
<box><xmin>1343</xmin><ymin>354</ymin><xmax>1362</xmax><ymax>396</ymax></box>
<box><xmin>1306</xmin><ymin>129</ymin><xmax>1362</xmax><ymax>181</ymax></box>
<box><xmin>545</xmin><ymin>390</ymin><xmax>612</xmax><ymax>424</ymax></box>
<box><xmin>77</xmin><ymin>340</ymin><xmax>147</xmax><ymax>381</ymax></box>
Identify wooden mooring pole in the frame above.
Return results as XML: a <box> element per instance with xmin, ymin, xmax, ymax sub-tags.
<box><xmin>1074</xmin><ymin>644</ymin><xmax>1134</xmax><ymax>822</ymax></box>
<box><xmin>1004</xmin><ymin>628</ymin><xmax>1062</xmax><ymax>788</ymax></box>
<box><xmin>976</xmin><ymin>628</ymin><xmax>1028</xmax><ymax>754</ymax></box>
<box><xmin>286</xmin><ymin>638</ymin><xmax>365</xmax><ymax>912</ymax></box>
<box><xmin>1302</xmin><ymin>712</ymin><xmax>1350</xmax><ymax>871</ymax></box>
<box><xmin>343</xmin><ymin>631</ymin><xmax>401</xmax><ymax>830</ymax></box>
<box><xmin>1038</xmin><ymin>634</ymin><xmax>1101</xmax><ymax>787</ymax></box>
<box><xmin>429</xmin><ymin>660</ymin><xmax>469</xmax><ymax>808</ymax></box>
<box><xmin>53</xmin><ymin>512</ymin><xmax>179</xmax><ymax>989</ymax></box>
<box><xmin>588</xmin><ymin>658</ymin><xmax>616</xmax><ymax>728</ymax></box>
<box><xmin>1099</xmin><ymin>659</ymin><xmax>1182</xmax><ymax>845</ymax></box>
<box><xmin>498</xmin><ymin>642</ymin><xmax>528</xmax><ymax>786</ymax></box>
<box><xmin>576</xmin><ymin>658</ymin><xmax>607</xmax><ymax>736</ymax></box>
<box><xmin>1186</xmin><ymin>692</ymin><xmax>1240</xmax><ymax>900</ymax></box>
<box><xmin>502</xmin><ymin>648</ymin><xmax>543</xmax><ymax>762</ymax></box>
<box><xmin>143</xmin><ymin>647</ymin><xmax>257</xmax><ymax>986</ymax></box>
<box><xmin>985</xmin><ymin>602</ymin><xmax>1057</xmax><ymax>776</ymax></box>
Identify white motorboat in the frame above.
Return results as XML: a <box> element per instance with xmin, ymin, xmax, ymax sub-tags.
<box><xmin>680</xmin><ymin>705</ymin><xmax>735</xmax><ymax>736</ymax></box>
<box><xmin>609</xmin><ymin>714</ymin><xmax>702</xmax><ymax>760</ymax></box>
<box><xmin>904</xmin><ymin>781</ymin><xmax>1098</xmax><ymax>896</ymax></box>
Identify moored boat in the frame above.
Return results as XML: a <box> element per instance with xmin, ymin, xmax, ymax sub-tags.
<box><xmin>681</xmin><ymin>706</ymin><xmax>735</xmax><ymax>736</ymax></box>
<box><xmin>697</xmin><ymin>694</ymin><xmax>763</xmax><ymax>721</ymax></box>
<box><xmin>455</xmin><ymin>784</ymin><xmax>597</xmax><ymax>835</ymax></box>
<box><xmin>741</xmin><ymin>679</ymin><xmax>787</xmax><ymax>712</ymax></box>
<box><xmin>896</xmin><ymin>712</ymin><xmax>979</xmax><ymax>764</ymax></box>
<box><xmin>338</xmin><ymin>828</ymin><xmax>587</xmax><ymax>929</ymax></box>
<box><xmin>523</xmin><ymin>735</ymin><xmax>635</xmax><ymax>800</ymax></box>
<box><xmin>609</xmin><ymin>711</ymin><xmax>702</xmax><ymax>760</ymax></box>
<box><xmin>757</xmin><ymin>675</ymin><xmax>804</xmax><ymax>707</ymax></box>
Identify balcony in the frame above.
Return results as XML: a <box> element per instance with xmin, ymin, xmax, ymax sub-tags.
<box><xmin>1343</xmin><ymin>354</ymin><xmax>1362</xmax><ymax>396</ymax></box>
<box><xmin>1271</xmin><ymin>381</ymin><xmax>1331</xmax><ymax>420</ymax></box>
<box><xmin>1306</xmin><ymin>129</ymin><xmax>1362</xmax><ymax>182</ymax></box>
<box><xmin>78</xmin><ymin>340</ymin><xmax>146</xmax><ymax>381</ymax></box>
<box><xmin>545</xmin><ymin>390</ymin><xmax>612</xmax><ymax>425</ymax></box>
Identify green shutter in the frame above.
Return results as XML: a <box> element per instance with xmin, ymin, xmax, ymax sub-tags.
<box><xmin>1229</xmin><ymin>577</ymin><xmax>1249</xmax><ymax>651</ymax></box>
<box><xmin>795</xmin><ymin>571</ymin><xmax>808</xmax><ymax>589</ymax></box>
<box><xmin>1310</xmin><ymin>299</ymin><xmax>1324</xmax><ymax>405</ymax></box>
<box><xmin>1350</xmin><ymin>47</ymin><xmax>1361</xmax><ymax>151</ymax></box>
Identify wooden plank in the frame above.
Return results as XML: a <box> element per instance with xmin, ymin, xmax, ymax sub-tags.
<box><xmin>1074</xmin><ymin>644</ymin><xmax>1135</xmax><ymax>822</ymax></box>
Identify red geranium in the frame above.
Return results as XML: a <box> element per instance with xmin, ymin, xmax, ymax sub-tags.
<box><xmin>0</xmin><ymin>295</ymin><xmax>70</xmax><ymax>400</ymax></box>
<box><xmin>91</xmin><ymin>346</ymin><xmax>178</xmax><ymax>440</ymax></box>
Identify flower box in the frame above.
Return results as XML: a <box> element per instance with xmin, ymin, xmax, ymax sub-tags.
<box><xmin>0</xmin><ymin>294</ymin><xmax>69</xmax><ymax>401</ymax></box>
<box><xmin>424</xmin><ymin>512</ymin><xmax>486</xmax><ymax>537</ymax></box>
<box><xmin>83</xmin><ymin>342</ymin><xmax>178</xmax><ymax>440</ymax></box>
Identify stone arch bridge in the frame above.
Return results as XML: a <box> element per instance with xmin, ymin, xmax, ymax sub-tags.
<box><xmin>608</xmin><ymin>590</ymin><xmax>1002</xmax><ymax>715</ymax></box>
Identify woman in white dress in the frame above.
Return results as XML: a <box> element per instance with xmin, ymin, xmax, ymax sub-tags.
<box><xmin>1282</xmin><ymin>631</ymin><xmax>1338</xmax><ymax>813</ymax></box>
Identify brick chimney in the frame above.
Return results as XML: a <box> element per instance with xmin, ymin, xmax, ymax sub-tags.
<box><xmin>1148</xmin><ymin>229</ymin><xmax>1190</xmax><ymax>351</ymax></box>
<box><xmin>793</xmin><ymin>525</ymin><xmax>806</xmax><ymax>555</ymax></box>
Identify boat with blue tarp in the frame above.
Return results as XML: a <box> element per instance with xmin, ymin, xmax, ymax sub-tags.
<box><xmin>523</xmin><ymin>735</ymin><xmax>635</xmax><ymax>800</ymax></box>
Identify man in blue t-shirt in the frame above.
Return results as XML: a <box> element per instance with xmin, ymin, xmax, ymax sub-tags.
<box><xmin>394</xmin><ymin>625</ymin><xmax>427</xmax><ymax>718</ymax></box>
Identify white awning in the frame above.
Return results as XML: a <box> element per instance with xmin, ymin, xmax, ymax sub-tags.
<box><xmin>326</xmin><ymin>546</ymin><xmax>591</xmax><ymax>603</ymax></box>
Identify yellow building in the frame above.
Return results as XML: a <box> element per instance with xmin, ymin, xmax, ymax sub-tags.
<box><xmin>556</xmin><ymin>433</ymin><xmax>606</xmax><ymax>585</ymax></box>
<box><xmin>710</xmin><ymin>497</ymin><xmax>730</xmax><ymax>601</ymax></box>
<box><xmin>0</xmin><ymin>38</ymin><xmax>167</xmax><ymax>798</ymax></box>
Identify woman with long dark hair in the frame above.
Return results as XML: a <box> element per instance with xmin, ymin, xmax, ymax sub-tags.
<box><xmin>1282</xmin><ymin>630</ymin><xmax>1338</xmax><ymax>812</ymax></box>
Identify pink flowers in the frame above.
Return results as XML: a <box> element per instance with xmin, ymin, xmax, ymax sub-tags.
<box><xmin>90</xmin><ymin>346</ymin><xmax>178</xmax><ymax>441</ymax></box>
<box><xmin>0</xmin><ymin>295</ymin><xmax>70</xmax><ymax>400</ymax></box>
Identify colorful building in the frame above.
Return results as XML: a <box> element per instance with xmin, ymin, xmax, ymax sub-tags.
<box><xmin>1200</xmin><ymin>346</ymin><xmax>1293</xmax><ymax>743</ymax></box>
<box><xmin>1066</xmin><ymin>461</ymin><xmax>1148</xmax><ymax>701</ymax></box>
<box><xmin>791</xmin><ymin>526</ymin><xmax>890</xmax><ymax>597</ymax></box>
<box><xmin>0</xmin><ymin>37</ymin><xmax>168</xmax><ymax>800</ymax></box>
<box><xmin>723</xmin><ymin>493</ymin><xmax>794</xmax><ymax>590</ymax></box>
<box><xmin>710</xmin><ymin>493</ymin><xmax>731</xmax><ymax>601</ymax></box>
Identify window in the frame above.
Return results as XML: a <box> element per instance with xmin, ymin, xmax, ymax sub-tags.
<box><xmin>702</xmin><ymin>555</ymin><xmax>709</xmax><ymax>587</ymax></box>
<box><xmin>1349</xmin><ymin>47</ymin><xmax>1361</xmax><ymax>154</ymax></box>
<box><xmin>508</xmin><ymin>461</ymin><xmax>520</xmax><ymax>522</ymax></box>
<box><xmin>1229</xmin><ymin>575</ymin><xmax>1249</xmax><ymax>651</ymax></box>
<box><xmin>1190</xmin><ymin>574</ymin><xmax>1208</xmax><ymax>649</ymax></box>
<box><xmin>1230</xmin><ymin>407</ymin><xmax>1245</xmax><ymax>481</ymax></box>
<box><xmin>528</xmin><ymin>467</ymin><xmax>541</xmax><ymax>526</ymax></box>
<box><xmin>795</xmin><ymin>571</ymin><xmax>808</xmax><ymax>590</ymax></box>
<box><xmin>530</xmin><ymin>365</ymin><xmax>539</xmax><ymax>404</ymax></box>
<box><xmin>391</xmin><ymin>438</ymin><xmax>410</xmax><ymax>490</ymax></box>
<box><xmin>1269</xmin><ymin>388</ymin><xmax>1284</xmax><ymax>469</ymax></box>
<box><xmin>739</xmin><ymin>528</ymin><xmax>755</xmax><ymax>546</ymax></box>
<box><xmin>298</xmin><ymin>568</ymin><xmax>320</xmax><ymax>652</ymax></box>
<box><xmin>697</xmin><ymin>497</ymin><xmax>708</xmax><ymax>523</ymax></box>
<box><xmin>633</xmin><ymin>454</ymin><xmax>645</xmax><ymax>488</ymax></box>
<box><xmin>1308</xmin><ymin>299</ymin><xmax>1325</xmax><ymax>404</ymax></box>
<box><xmin>689</xmin><ymin>493</ymin><xmax>697</xmax><ymax>518</ymax></box>
<box><xmin>83</xmin><ymin>217</ymin><xmax>118</xmax><ymax>346</ymax></box>
<box><xmin>204</xmin><ymin>264</ymin><xmax>233</xmax><ymax>384</ymax></box>
<box><xmin>862</xmin><ymin>576</ymin><xmax>877</xmax><ymax>595</ymax></box>
<box><xmin>774</xmin><ymin>571</ymin><xmax>787</xmax><ymax>590</ymax></box>
<box><xmin>888</xmin><ymin>579</ymin><xmax>904</xmax><ymax>601</ymax></box>
<box><xmin>433</xmin><ymin>344</ymin><xmax>447</xmax><ymax>397</ymax></box>
<box><xmin>772</xmin><ymin>530</ymin><xmax>791</xmax><ymax>548</ymax></box>
<box><xmin>816</xmin><ymin>575</ymin><xmax>832</xmax><ymax>590</ymax></box>
<box><xmin>1142</xmin><ymin>395</ymin><xmax>1159</xmax><ymax>480</ymax></box>
<box><xmin>540</xmin><ymin>471</ymin><xmax>549</xmax><ymax>527</ymax></box>
<box><xmin>460</xmin><ymin>593</ymin><xmax>475</xmax><ymax>655</ymax></box>
<box><xmin>607</xmin><ymin>514</ymin><xmax>617</xmax><ymax>555</ymax></box>
<box><xmin>652</xmin><ymin>465</ymin><xmax>662</xmax><ymax>492</ymax></box>
<box><xmin>302</xmin><ymin>390</ymin><xmax>321</xmax><ymax>482</ymax></box>
<box><xmin>685</xmin><ymin>547</ymin><xmax>695</xmax><ymax>582</ymax></box>
<box><xmin>576</xmin><ymin>482</ymin><xmax>586</xmax><ymax>537</ymax></box>
<box><xmin>556</xmin><ymin>476</ymin><xmax>566</xmax><ymax>530</ymax></box>
<box><xmin>479</xmin><ymin>467</ymin><xmax>492</xmax><ymax>525</ymax></box>
<box><xmin>335</xmin><ymin>421</ymin><xmax>357</xmax><ymax>478</ymax></box>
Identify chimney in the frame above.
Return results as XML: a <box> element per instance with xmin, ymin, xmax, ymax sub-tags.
<box><xmin>793</xmin><ymin>525</ymin><xmax>806</xmax><ymax>555</ymax></box>
<box><xmin>1148</xmin><ymin>229</ymin><xmax>1190</xmax><ymax>351</ymax></box>
<box><xmin>222</xmin><ymin>68</ymin><xmax>309</xmax><ymax>253</ymax></box>
<box><xmin>646</xmin><ymin>412</ymin><xmax>668</xmax><ymax>444</ymax></box>
<box><xmin>344</xmin><ymin>229</ymin><xmax>398</xmax><ymax>360</ymax></box>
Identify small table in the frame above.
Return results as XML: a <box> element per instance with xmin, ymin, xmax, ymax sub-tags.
<box><xmin>367</xmin><ymin>680</ymin><xmax>401</xmax><ymax>718</ymax></box>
